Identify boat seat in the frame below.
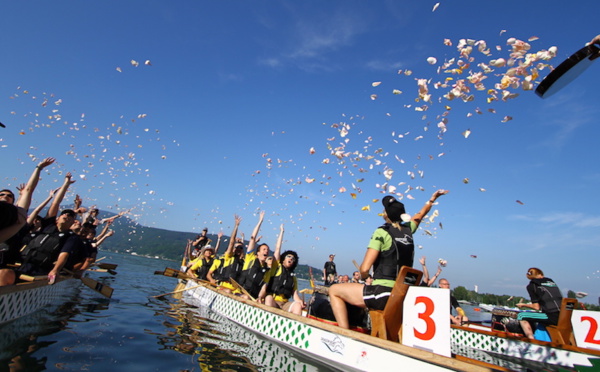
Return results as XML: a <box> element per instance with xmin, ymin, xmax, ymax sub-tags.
<box><xmin>545</xmin><ymin>297</ymin><xmax>578</xmax><ymax>345</ymax></box>
<box><xmin>370</xmin><ymin>266</ymin><xmax>423</xmax><ymax>342</ymax></box>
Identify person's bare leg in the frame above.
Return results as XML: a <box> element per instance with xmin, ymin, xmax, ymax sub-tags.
<box><xmin>519</xmin><ymin>320</ymin><xmax>534</xmax><ymax>339</ymax></box>
<box><xmin>0</xmin><ymin>269</ymin><xmax>16</xmax><ymax>286</ymax></box>
<box><xmin>329</xmin><ymin>283</ymin><xmax>366</xmax><ymax>329</ymax></box>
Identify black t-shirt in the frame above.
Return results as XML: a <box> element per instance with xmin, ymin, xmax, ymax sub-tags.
<box><xmin>324</xmin><ymin>261</ymin><xmax>337</xmax><ymax>275</ymax></box>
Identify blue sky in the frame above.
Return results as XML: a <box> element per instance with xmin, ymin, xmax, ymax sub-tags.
<box><xmin>1</xmin><ymin>1</ymin><xmax>599</xmax><ymax>302</ymax></box>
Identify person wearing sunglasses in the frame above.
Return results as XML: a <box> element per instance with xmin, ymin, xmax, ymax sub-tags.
<box><xmin>516</xmin><ymin>268</ymin><xmax>563</xmax><ymax>339</ymax></box>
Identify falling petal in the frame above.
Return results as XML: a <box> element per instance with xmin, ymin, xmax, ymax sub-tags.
<box><xmin>462</xmin><ymin>129</ymin><xmax>471</xmax><ymax>138</ymax></box>
<box><xmin>479</xmin><ymin>188</ymin><xmax>486</xmax><ymax>192</ymax></box>
<box><xmin>350</xmin><ymin>193</ymin><xmax>357</xmax><ymax>199</ymax></box>
<box><xmin>463</xmin><ymin>178</ymin><xmax>470</xmax><ymax>184</ymax></box>
<box><xmin>427</xmin><ymin>57</ymin><xmax>437</xmax><ymax>65</ymax></box>
<box><xmin>361</xmin><ymin>205</ymin><xmax>370</xmax><ymax>211</ymax></box>
<box><xmin>372</xmin><ymin>82</ymin><xmax>381</xmax><ymax>87</ymax></box>
<box><xmin>370</xmin><ymin>94</ymin><xmax>378</xmax><ymax>100</ymax></box>
<box><xmin>432</xmin><ymin>2</ymin><xmax>440</xmax><ymax>11</ymax></box>
<box><xmin>516</xmin><ymin>200</ymin><xmax>524</xmax><ymax>205</ymax></box>
<box><xmin>116</xmin><ymin>67</ymin><xmax>122</xmax><ymax>72</ymax></box>
<box><xmin>144</xmin><ymin>60</ymin><xmax>152</xmax><ymax>66</ymax></box>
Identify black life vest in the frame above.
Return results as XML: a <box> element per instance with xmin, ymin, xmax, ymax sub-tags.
<box><xmin>372</xmin><ymin>223</ymin><xmax>414</xmax><ymax>281</ymax></box>
<box><xmin>219</xmin><ymin>255</ymin><xmax>244</xmax><ymax>283</ymax></box>
<box><xmin>210</xmin><ymin>258</ymin><xmax>223</xmax><ymax>281</ymax></box>
<box><xmin>324</xmin><ymin>261</ymin><xmax>336</xmax><ymax>275</ymax></box>
<box><xmin>21</xmin><ymin>230</ymin><xmax>75</xmax><ymax>272</ymax></box>
<box><xmin>266</xmin><ymin>265</ymin><xmax>295</xmax><ymax>300</ymax></box>
<box><xmin>194</xmin><ymin>257</ymin><xmax>214</xmax><ymax>281</ymax></box>
<box><xmin>239</xmin><ymin>257</ymin><xmax>269</xmax><ymax>298</ymax></box>
<box><xmin>530</xmin><ymin>277</ymin><xmax>563</xmax><ymax>314</ymax></box>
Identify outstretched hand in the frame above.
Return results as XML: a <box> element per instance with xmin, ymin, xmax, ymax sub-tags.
<box><xmin>38</xmin><ymin>157</ymin><xmax>55</xmax><ymax>169</ymax></box>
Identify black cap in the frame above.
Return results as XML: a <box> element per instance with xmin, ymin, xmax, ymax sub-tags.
<box><xmin>382</xmin><ymin>196</ymin><xmax>405</xmax><ymax>222</ymax></box>
<box><xmin>60</xmin><ymin>209</ymin><xmax>76</xmax><ymax>218</ymax></box>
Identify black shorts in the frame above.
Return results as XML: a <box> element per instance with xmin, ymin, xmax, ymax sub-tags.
<box><xmin>363</xmin><ymin>284</ymin><xmax>392</xmax><ymax>311</ymax></box>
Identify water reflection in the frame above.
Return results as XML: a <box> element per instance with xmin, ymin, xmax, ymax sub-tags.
<box><xmin>157</xmin><ymin>301</ymin><xmax>329</xmax><ymax>371</ymax></box>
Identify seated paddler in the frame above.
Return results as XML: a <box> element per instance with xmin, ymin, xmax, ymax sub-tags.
<box><xmin>259</xmin><ymin>242</ymin><xmax>305</xmax><ymax>315</ymax></box>
<box><xmin>238</xmin><ymin>213</ymin><xmax>284</xmax><ymax>300</ymax></box>
<box><xmin>207</xmin><ymin>215</ymin><xmax>244</xmax><ymax>294</ymax></box>
<box><xmin>329</xmin><ymin>190</ymin><xmax>448</xmax><ymax>329</ymax></box>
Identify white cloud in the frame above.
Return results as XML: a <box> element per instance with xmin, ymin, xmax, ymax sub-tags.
<box><xmin>365</xmin><ymin>60</ymin><xmax>404</xmax><ymax>71</ymax></box>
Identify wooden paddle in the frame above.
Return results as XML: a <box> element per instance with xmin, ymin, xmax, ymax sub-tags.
<box><xmin>308</xmin><ymin>267</ymin><xmax>315</xmax><ymax>289</ymax></box>
<box><xmin>229</xmin><ymin>278</ymin><xmax>256</xmax><ymax>301</ymax></box>
<box><xmin>64</xmin><ymin>269</ymin><xmax>114</xmax><ymax>298</ymax></box>
<box><xmin>88</xmin><ymin>268</ymin><xmax>109</xmax><ymax>273</ymax></box>
<box><xmin>162</xmin><ymin>267</ymin><xmax>193</xmax><ymax>280</ymax></box>
<box><xmin>352</xmin><ymin>259</ymin><xmax>360</xmax><ymax>271</ymax></box>
<box><xmin>153</xmin><ymin>284</ymin><xmax>204</xmax><ymax>298</ymax></box>
<box><xmin>96</xmin><ymin>263</ymin><xmax>118</xmax><ymax>270</ymax></box>
<box><xmin>81</xmin><ymin>277</ymin><xmax>114</xmax><ymax>298</ymax></box>
<box><xmin>19</xmin><ymin>274</ymin><xmax>48</xmax><ymax>282</ymax></box>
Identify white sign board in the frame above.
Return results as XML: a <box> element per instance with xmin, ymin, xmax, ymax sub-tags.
<box><xmin>402</xmin><ymin>286</ymin><xmax>451</xmax><ymax>357</ymax></box>
<box><xmin>572</xmin><ymin>310</ymin><xmax>600</xmax><ymax>350</ymax></box>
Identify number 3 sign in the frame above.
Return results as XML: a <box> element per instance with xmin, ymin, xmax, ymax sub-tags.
<box><xmin>402</xmin><ymin>286</ymin><xmax>451</xmax><ymax>357</ymax></box>
<box><xmin>572</xmin><ymin>310</ymin><xmax>600</xmax><ymax>350</ymax></box>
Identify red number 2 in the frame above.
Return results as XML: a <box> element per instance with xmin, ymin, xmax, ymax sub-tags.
<box><xmin>414</xmin><ymin>296</ymin><xmax>436</xmax><ymax>341</ymax></box>
<box><xmin>581</xmin><ymin>316</ymin><xmax>600</xmax><ymax>345</ymax></box>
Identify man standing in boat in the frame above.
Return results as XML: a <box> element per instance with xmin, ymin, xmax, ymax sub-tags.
<box><xmin>323</xmin><ymin>254</ymin><xmax>337</xmax><ymax>285</ymax></box>
<box><xmin>516</xmin><ymin>267</ymin><xmax>563</xmax><ymax>339</ymax></box>
<box><xmin>328</xmin><ymin>190</ymin><xmax>448</xmax><ymax>329</ymax></box>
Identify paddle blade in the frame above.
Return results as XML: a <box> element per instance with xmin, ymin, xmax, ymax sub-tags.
<box><xmin>81</xmin><ymin>277</ymin><xmax>114</xmax><ymax>298</ymax></box>
<box><xmin>536</xmin><ymin>44</ymin><xmax>600</xmax><ymax>98</ymax></box>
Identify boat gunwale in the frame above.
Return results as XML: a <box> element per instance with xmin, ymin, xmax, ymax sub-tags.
<box><xmin>181</xmin><ymin>278</ymin><xmax>506</xmax><ymax>372</ymax></box>
<box><xmin>0</xmin><ymin>276</ymin><xmax>75</xmax><ymax>296</ymax></box>
<box><xmin>451</xmin><ymin>323</ymin><xmax>600</xmax><ymax>357</ymax></box>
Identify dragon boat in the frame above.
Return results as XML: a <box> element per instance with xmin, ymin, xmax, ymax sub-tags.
<box><xmin>0</xmin><ymin>276</ymin><xmax>80</xmax><ymax>326</ymax></box>
<box><xmin>172</xmin><ymin>265</ymin><xmax>600</xmax><ymax>372</ymax></box>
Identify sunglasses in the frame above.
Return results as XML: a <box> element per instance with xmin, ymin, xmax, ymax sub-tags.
<box><xmin>0</xmin><ymin>193</ymin><xmax>14</xmax><ymax>198</ymax></box>
<box><xmin>285</xmin><ymin>255</ymin><xmax>296</xmax><ymax>262</ymax></box>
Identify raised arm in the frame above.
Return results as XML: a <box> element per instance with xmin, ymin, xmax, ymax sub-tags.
<box><xmin>224</xmin><ymin>215</ymin><xmax>242</xmax><ymax>257</ymax></box>
<box><xmin>16</xmin><ymin>157</ymin><xmax>55</xmax><ymax>211</ymax></box>
<box><xmin>214</xmin><ymin>231</ymin><xmax>223</xmax><ymax>255</ymax></box>
<box><xmin>95</xmin><ymin>219</ymin><xmax>113</xmax><ymax>241</ymax></box>
<box><xmin>411</xmin><ymin>189</ymin><xmax>448</xmax><ymax>229</ymax></box>
<box><xmin>26</xmin><ymin>187</ymin><xmax>57</xmax><ymax>225</ymax></box>
<box><xmin>93</xmin><ymin>229</ymin><xmax>114</xmax><ymax>248</ymax></box>
<box><xmin>419</xmin><ymin>256</ymin><xmax>430</xmax><ymax>284</ymax></box>
<box><xmin>246</xmin><ymin>211</ymin><xmax>265</xmax><ymax>254</ymax></box>
<box><xmin>47</xmin><ymin>172</ymin><xmax>75</xmax><ymax>218</ymax></box>
<box><xmin>273</xmin><ymin>224</ymin><xmax>284</xmax><ymax>261</ymax></box>
<box><xmin>428</xmin><ymin>265</ymin><xmax>442</xmax><ymax>287</ymax></box>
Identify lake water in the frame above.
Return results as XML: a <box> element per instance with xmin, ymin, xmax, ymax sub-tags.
<box><xmin>0</xmin><ymin>253</ymin><xmax>494</xmax><ymax>371</ymax></box>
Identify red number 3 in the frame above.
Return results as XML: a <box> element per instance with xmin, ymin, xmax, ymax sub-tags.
<box><xmin>581</xmin><ymin>316</ymin><xmax>600</xmax><ymax>345</ymax></box>
<box><xmin>414</xmin><ymin>296</ymin><xmax>436</xmax><ymax>341</ymax></box>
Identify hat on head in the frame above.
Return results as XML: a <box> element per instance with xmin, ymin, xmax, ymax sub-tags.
<box><xmin>60</xmin><ymin>209</ymin><xmax>76</xmax><ymax>218</ymax></box>
<box><xmin>200</xmin><ymin>245</ymin><xmax>214</xmax><ymax>255</ymax></box>
<box><xmin>382</xmin><ymin>196</ymin><xmax>406</xmax><ymax>222</ymax></box>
